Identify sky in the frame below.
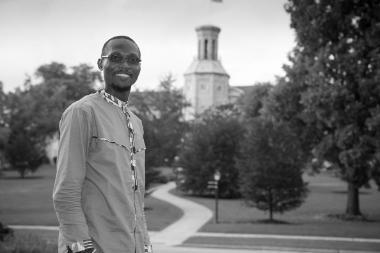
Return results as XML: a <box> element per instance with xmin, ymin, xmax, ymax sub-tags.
<box><xmin>0</xmin><ymin>0</ymin><xmax>295</xmax><ymax>92</ymax></box>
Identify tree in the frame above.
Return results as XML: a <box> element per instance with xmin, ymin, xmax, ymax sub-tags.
<box><xmin>0</xmin><ymin>82</ymin><xmax>7</xmax><ymax>126</ymax></box>
<box><xmin>283</xmin><ymin>0</ymin><xmax>380</xmax><ymax>216</ymax></box>
<box><xmin>5</xmin><ymin>62</ymin><xmax>99</xmax><ymax>177</ymax></box>
<box><xmin>0</xmin><ymin>82</ymin><xmax>10</xmax><ymax>170</ymax></box>
<box><xmin>237</xmin><ymin>82</ymin><xmax>273</xmax><ymax>119</ymax></box>
<box><xmin>263</xmin><ymin>75</ymin><xmax>323</xmax><ymax>169</ymax></box>
<box><xmin>237</xmin><ymin>118</ymin><xmax>308</xmax><ymax>221</ymax></box>
<box><xmin>129</xmin><ymin>74</ymin><xmax>189</xmax><ymax>188</ymax></box>
<box><xmin>178</xmin><ymin>104</ymin><xmax>245</xmax><ymax>198</ymax></box>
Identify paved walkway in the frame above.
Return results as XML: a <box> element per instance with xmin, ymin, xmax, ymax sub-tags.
<box><xmin>149</xmin><ymin>182</ymin><xmax>213</xmax><ymax>246</ymax></box>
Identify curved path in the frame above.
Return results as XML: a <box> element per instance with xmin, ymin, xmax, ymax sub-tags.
<box><xmin>149</xmin><ymin>182</ymin><xmax>213</xmax><ymax>246</ymax></box>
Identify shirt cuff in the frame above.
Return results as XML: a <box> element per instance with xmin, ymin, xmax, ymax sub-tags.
<box><xmin>67</xmin><ymin>239</ymin><xmax>95</xmax><ymax>253</ymax></box>
<box><xmin>144</xmin><ymin>244</ymin><xmax>153</xmax><ymax>253</ymax></box>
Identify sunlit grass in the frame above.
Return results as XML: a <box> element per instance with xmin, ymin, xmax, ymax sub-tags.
<box><xmin>173</xmin><ymin>171</ymin><xmax>380</xmax><ymax>238</ymax></box>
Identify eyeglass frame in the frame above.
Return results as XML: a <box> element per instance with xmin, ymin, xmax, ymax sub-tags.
<box><xmin>101</xmin><ymin>52</ymin><xmax>142</xmax><ymax>65</ymax></box>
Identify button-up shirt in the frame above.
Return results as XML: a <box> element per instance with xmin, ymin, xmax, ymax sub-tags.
<box><xmin>53</xmin><ymin>91</ymin><xmax>151</xmax><ymax>253</ymax></box>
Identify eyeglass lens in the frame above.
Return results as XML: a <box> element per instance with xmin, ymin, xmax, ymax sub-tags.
<box><xmin>109</xmin><ymin>53</ymin><xmax>140</xmax><ymax>65</ymax></box>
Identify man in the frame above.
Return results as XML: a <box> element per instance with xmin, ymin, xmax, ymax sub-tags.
<box><xmin>53</xmin><ymin>36</ymin><xmax>153</xmax><ymax>253</ymax></box>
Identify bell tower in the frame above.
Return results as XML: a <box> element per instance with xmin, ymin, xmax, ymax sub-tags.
<box><xmin>184</xmin><ymin>25</ymin><xmax>230</xmax><ymax>119</ymax></box>
<box><xmin>197</xmin><ymin>25</ymin><xmax>219</xmax><ymax>60</ymax></box>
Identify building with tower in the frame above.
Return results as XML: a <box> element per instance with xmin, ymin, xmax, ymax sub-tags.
<box><xmin>183</xmin><ymin>25</ymin><xmax>252</xmax><ymax>119</ymax></box>
<box><xmin>183</xmin><ymin>25</ymin><xmax>230</xmax><ymax>119</ymax></box>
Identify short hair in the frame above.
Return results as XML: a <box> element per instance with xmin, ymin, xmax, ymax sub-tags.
<box><xmin>101</xmin><ymin>35</ymin><xmax>141</xmax><ymax>56</ymax></box>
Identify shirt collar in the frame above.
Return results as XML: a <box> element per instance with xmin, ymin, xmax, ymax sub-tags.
<box><xmin>98</xmin><ymin>89</ymin><xmax>129</xmax><ymax>113</ymax></box>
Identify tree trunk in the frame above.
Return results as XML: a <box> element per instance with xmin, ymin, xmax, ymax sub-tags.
<box><xmin>268</xmin><ymin>189</ymin><xmax>273</xmax><ymax>221</ymax></box>
<box><xmin>346</xmin><ymin>181</ymin><xmax>361</xmax><ymax>216</ymax></box>
<box><xmin>19</xmin><ymin>169</ymin><xmax>25</xmax><ymax>178</ymax></box>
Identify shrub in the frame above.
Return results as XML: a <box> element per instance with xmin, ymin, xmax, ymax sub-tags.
<box><xmin>0</xmin><ymin>222</ymin><xmax>13</xmax><ymax>241</ymax></box>
<box><xmin>0</xmin><ymin>231</ymin><xmax>56</xmax><ymax>253</ymax></box>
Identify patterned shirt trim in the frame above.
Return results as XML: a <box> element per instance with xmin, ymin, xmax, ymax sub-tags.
<box><xmin>97</xmin><ymin>89</ymin><xmax>139</xmax><ymax>191</ymax></box>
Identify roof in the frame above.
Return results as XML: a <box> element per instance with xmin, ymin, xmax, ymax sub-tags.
<box><xmin>195</xmin><ymin>25</ymin><xmax>221</xmax><ymax>33</ymax></box>
<box><xmin>184</xmin><ymin>59</ymin><xmax>229</xmax><ymax>77</ymax></box>
<box><xmin>230</xmin><ymin>85</ymin><xmax>256</xmax><ymax>94</ymax></box>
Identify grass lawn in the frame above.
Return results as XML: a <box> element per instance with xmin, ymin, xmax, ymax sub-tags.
<box><xmin>0</xmin><ymin>164</ymin><xmax>182</xmax><ymax>231</ymax></box>
<box><xmin>173</xmin><ymin>171</ymin><xmax>380</xmax><ymax>239</ymax></box>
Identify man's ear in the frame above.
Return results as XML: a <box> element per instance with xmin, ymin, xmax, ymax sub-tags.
<box><xmin>97</xmin><ymin>58</ymin><xmax>103</xmax><ymax>70</ymax></box>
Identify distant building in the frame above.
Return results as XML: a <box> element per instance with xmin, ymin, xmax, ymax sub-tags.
<box><xmin>183</xmin><ymin>25</ymin><xmax>253</xmax><ymax>119</ymax></box>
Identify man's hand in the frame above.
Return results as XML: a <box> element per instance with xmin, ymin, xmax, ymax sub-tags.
<box><xmin>144</xmin><ymin>244</ymin><xmax>153</xmax><ymax>253</ymax></box>
<box><xmin>67</xmin><ymin>239</ymin><xmax>96</xmax><ymax>253</ymax></box>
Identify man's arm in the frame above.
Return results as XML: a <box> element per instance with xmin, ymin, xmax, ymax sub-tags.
<box><xmin>142</xmin><ymin>202</ymin><xmax>153</xmax><ymax>253</ymax></box>
<box><xmin>53</xmin><ymin>105</ymin><xmax>94</xmax><ymax>252</ymax></box>
<box><xmin>137</xmin><ymin>117</ymin><xmax>153</xmax><ymax>253</ymax></box>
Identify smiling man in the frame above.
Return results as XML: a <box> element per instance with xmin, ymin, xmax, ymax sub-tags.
<box><xmin>53</xmin><ymin>36</ymin><xmax>152</xmax><ymax>253</ymax></box>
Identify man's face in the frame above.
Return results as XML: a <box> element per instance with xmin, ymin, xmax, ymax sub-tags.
<box><xmin>98</xmin><ymin>38</ymin><xmax>141</xmax><ymax>92</ymax></box>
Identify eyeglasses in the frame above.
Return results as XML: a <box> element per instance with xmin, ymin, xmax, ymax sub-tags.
<box><xmin>101</xmin><ymin>52</ymin><xmax>141</xmax><ymax>65</ymax></box>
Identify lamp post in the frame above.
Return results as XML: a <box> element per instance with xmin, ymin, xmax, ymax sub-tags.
<box><xmin>214</xmin><ymin>170</ymin><xmax>221</xmax><ymax>224</ymax></box>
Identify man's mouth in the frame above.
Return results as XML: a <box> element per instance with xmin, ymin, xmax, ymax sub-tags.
<box><xmin>115</xmin><ymin>73</ymin><xmax>131</xmax><ymax>78</ymax></box>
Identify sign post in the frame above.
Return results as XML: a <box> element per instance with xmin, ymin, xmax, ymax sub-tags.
<box><xmin>213</xmin><ymin>170</ymin><xmax>221</xmax><ymax>224</ymax></box>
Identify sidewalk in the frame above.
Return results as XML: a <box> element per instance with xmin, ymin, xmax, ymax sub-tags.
<box><xmin>149</xmin><ymin>182</ymin><xmax>213</xmax><ymax>246</ymax></box>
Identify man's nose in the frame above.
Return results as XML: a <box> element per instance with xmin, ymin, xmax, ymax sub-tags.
<box><xmin>121</xmin><ymin>60</ymin><xmax>132</xmax><ymax>68</ymax></box>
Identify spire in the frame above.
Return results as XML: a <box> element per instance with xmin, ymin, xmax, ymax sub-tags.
<box><xmin>196</xmin><ymin>25</ymin><xmax>221</xmax><ymax>61</ymax></box>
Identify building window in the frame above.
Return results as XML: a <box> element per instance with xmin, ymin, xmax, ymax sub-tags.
<box><xmin>198</xmin><ymin>40</ymin><xmax>201</xmax><ymax>59</ymax></box>
<box><xmin>212</xmin><ymin>39</ymin><xmax>216</xmax><ymax>60</ymax></box>
<box><xmin>204</xmin><ymin>39</ymin><xmax>208</xmax><ymax>59</ymax></box>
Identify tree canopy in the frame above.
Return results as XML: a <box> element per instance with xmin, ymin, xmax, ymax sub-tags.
<box><xmin>237</xmin><ymin>118</ymin><xmax>308</xmax><ymax>221</ymax></box>
<box><xmin>5</xmin><ymin>62</ymin><xmax>99</xmax><ymax>176</ymax></box>
<box><xmin>129</xmin><ymin>74</ymin><xmax>189</xmax><ymax>188</ymax></box>
<box><xmin>237</xmin><ymin>82</ymin><xmax>273</xmax><ymax>119</ymax></box>
<box><xmin>179</xmin><ymin>104</ymin><xmax>245</xmax><ymax>198</ymax></box>
<box><xmin>282</xmin><ymin>0</ymin><xmax>380</xmax><ymax>216</ymax></box>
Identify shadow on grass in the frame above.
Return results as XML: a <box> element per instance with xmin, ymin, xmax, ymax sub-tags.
<box><xmin>326</xmin><ymin>213</ymin><xmax>377</xmax><ymax>222</ymax></box>
<box><xmin>0</xmin><ymin>175</ymin><xmax>45</xmax><ymax>180</ymax></box>
<box><xmin>331</xmin><ymin>190</ymin><xmax>371</xmax><ymax>195</ymax></box>
<box><xmin>230</xmin><ymin>219</ymin><xmax>295</xmax><ymax>225</ymax></box>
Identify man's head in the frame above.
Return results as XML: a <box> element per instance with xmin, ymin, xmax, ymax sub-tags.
<box><xmin>97</xmin><ymin>36</ymin><xmax>141</xmax><ymax>93</ymax></box>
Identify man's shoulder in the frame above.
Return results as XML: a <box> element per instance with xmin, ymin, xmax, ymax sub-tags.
<box><xmin>64</xmin><ymin>93</ymin><xmax>99</xmax><ymax>114</ymax></box>
<box><xmin>128</xmin><ymin>109</ymin><xmax>144</xmax><ymax>133</ymax></box>
<box><xmin>128</xmin><ymin>109</ymin><xmax>141</xmax><ymax>120</ymax></box>
<box><xmin>128</xmin><ymin>109</ymin><xmax>143</xmax><ymax>124</ymax></box>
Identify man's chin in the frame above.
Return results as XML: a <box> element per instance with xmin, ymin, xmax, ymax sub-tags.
<box><xmin>110</xmin><ymin>82</ymin><xmax>133</xmax><ymax>92</ymax></box>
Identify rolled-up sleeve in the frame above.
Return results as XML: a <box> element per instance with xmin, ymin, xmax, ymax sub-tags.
<box><xmin>53</xmin><ymin>105</ymin><xmax>92</xmax><ymax>243</ymax></box>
